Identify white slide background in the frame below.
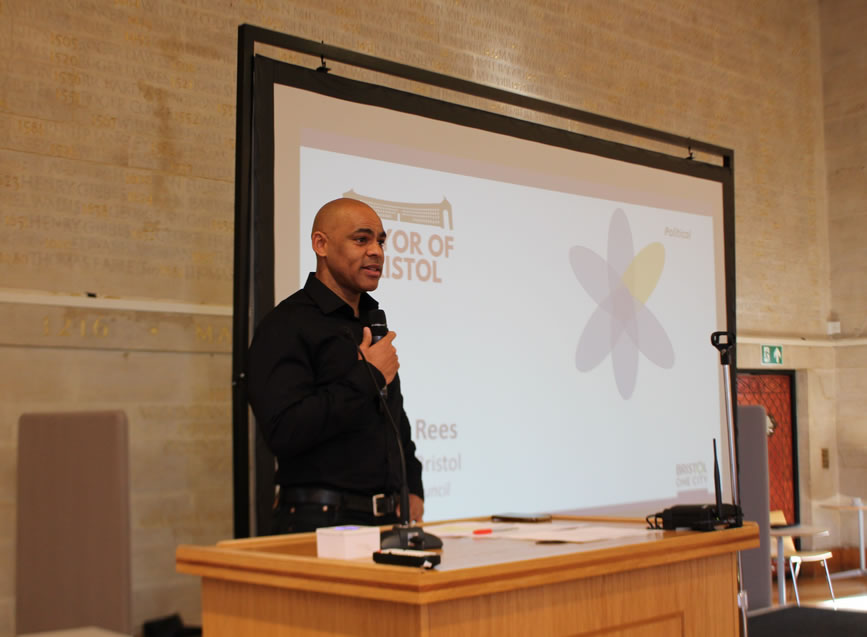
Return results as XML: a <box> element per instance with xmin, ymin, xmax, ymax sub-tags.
<box><xmin>272</xmin><ymin>84</ymin><xmax>729</xmax><ymax>521</ymax></box>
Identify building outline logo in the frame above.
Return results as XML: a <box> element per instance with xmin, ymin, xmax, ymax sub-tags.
<box><xmin>344</xmin><ymin>189</ymin><xmax>453</xmax><ymax>230</ymax></box>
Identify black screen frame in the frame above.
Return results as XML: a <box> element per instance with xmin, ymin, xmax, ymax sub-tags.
<box><xmin>232</xmin><ymin>24</ymin><xmax>736</xmax><ymax>537</ymax></box>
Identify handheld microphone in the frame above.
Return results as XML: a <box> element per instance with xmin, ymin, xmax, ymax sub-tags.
<box><xmin>368</xmin><ymin>309</ymin><xmax>388</xmax><ymax>343</ymax></box>
<box><xmin>365</xmin><ymin>310</ymin><xmax>389</xmax><ymax>401</ymax></box>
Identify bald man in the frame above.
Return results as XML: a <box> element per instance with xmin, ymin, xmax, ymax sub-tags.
<box><xmin>247</xmin><ymin>198</ymin><xmax>425</xmax><ymax>534</ymax></box>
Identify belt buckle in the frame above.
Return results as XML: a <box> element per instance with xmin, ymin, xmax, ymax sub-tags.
<box><xmin>371</xmin><ymin>493</ymin><xmax>388</xmax><ymax>517</ymax></box>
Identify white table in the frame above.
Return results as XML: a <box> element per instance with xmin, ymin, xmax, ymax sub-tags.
<box><xmin>769</xmin><ymin>523</ymin><xmax>829</xmax><ymax>605</ymax></box>
<box><xmin>821</xmin><ymin>500</ymin><xmax>867</xmax><ymax>578</ymax></box>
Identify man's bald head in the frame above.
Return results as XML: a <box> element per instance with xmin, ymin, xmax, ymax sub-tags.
<box><xmin>310</xmin><ymin>197</ymin><xmax>386</xmax><ymax>312</ymax></box>
<box><xmin>312</xmin><ymin>197</ymin><xmax>379</xmax><ymax>237</ymax></box>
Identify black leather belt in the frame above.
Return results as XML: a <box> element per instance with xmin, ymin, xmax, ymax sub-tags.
<box><xmin>279</xmin><ymin>486</ymin><xmax>399</xmax><ymax>517</ymax></box>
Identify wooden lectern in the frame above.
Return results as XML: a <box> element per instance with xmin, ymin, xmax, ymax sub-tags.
<box><xmin>176</xmin><ymin>517</ymin><xmax>757</xmax><ymax>636</ymax></box>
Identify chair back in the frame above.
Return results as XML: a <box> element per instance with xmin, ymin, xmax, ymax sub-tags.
<box><xmin>769</xmin><ymin>509</ymin><xmax>797</xmax><ymax>556</ymax></box>
<box><xmin>16</xmin><ymin>410</ymin><xmax>131</xmax><ymax>634</ymax></box>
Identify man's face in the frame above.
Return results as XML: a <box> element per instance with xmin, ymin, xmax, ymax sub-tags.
<box><xmin>317</xmin><ymin>203</ymin><xmax>386</xmax><ymax>297</ymax></box>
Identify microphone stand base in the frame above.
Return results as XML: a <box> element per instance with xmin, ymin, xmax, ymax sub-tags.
<box><xmin>380</xmin><ymin>525</ymin><xmax>443</xmax><ymax>550</ymax></box>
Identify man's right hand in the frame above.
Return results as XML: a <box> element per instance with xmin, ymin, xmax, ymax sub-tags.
<box><xmin>359</xmin><ymin>326</ymin><xmax>399</xmax><ymax>385</ymax></box>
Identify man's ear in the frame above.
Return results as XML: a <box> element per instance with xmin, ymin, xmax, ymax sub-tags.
<box><xmin>311</xmin><ymin>230</ymin><xmax>328</xmax><ymax>257</ymax></box>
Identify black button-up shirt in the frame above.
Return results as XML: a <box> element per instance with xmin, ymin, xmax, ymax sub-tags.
<box><xmin>246</xmin><ymin>273</ymin><xmax>423</xmax><ymax>498</ymax></box>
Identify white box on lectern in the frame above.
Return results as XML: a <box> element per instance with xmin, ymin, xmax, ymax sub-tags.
<box><xmin>316</xmin><ymin>525</ymin><xmax>380</xmax><ymax>560</ymax></box>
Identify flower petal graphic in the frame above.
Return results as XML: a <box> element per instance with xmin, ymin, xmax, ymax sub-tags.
<box><xmin>569</xmin><ymin>245</ymin><xmax>613</xmax><ymax>305</ymax></box>
<box><xmin>571</xmin><ymin>207</ymin><xmax>674</xmax><ymax>400</ymax></box>
<box><xmin>634</xmin><ymin>304</ymin><xmax>675</xmax><ymax>369</ymax></box>
<box><xmin>612</xmin><ymin>324</ymin><xmax>639</xmax><ymax>399</ymax></box>
<box><xmin>608</xmin><ymin>283</ymin><xmax>639</xmax><ymax>342</ymax></box>
<box><xmin>622</xmin><ymin>242</ymin><xmax>665</xmax><ymax>304</ymax></box>
<box><xmin>575</xmin><ymin>303</ymin><xmax>613</xmax><ymax>371</ymax></box>
<box><xmin>608</xmin><ymin>209</ymin><xmax>633</xmax><ymax>279</ymax></box>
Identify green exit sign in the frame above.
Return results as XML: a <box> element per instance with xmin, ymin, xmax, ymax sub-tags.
<box><xmin>762</xmin><ymin>345</ymin><xmax>783</xmax><ymax>365</ymax></box>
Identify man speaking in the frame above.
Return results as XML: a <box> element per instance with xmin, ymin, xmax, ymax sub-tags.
<box><xmin>247</xmin><ymin>197</ymin><xmax>425</xmax><ymax>534</ymax></box>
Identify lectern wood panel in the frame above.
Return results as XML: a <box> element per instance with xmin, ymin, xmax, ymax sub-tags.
<box><xmin>177</xmin><ymin>518</ymin><xmax>757</xmax><ymax>636</ymax></box>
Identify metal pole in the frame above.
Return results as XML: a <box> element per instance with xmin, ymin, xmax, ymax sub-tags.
<box><xmin>712</xmin><ymin>331</ymin><xmax>748</xmax><ymax>636</ymax></box>
<box><xmin>721</xmin><ymin>362</ymin><xmax>740</xmax><ymax>508</ymax></box>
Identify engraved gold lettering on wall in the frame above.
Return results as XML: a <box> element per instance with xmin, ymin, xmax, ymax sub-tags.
<box><xmin>5</xmin><ymin>307</ymin><xmax>118</xmax><ymax>349</ymax></box>
<box><xmin>194</xmin><ymin>322</ymin><xmax>231</xmax><ymax>345</ymax></box>
<box><xmin>0</xmin><ymin>147</ymin><xmax>233</xmax><ymax>301</ymax></box>
<box><xmin>0</xmin><ymin>303</ymin><xmax>231</xmax><ymax>354</ymax></box>
<box><xmin>1</xmin><ymin>175</ymin><xmax>22</xmax><ymax>191</ymax></box>
<box><xmin>2</xmin><ymin>4</ymin><xmax>238</xmax><ymax>307</ymax></box>
<box><xmin>17</xmin><ymin>118</ymin><xmax>45</xmax><ymax>136</ymax></box>
<box><xmin>92</xmin><ymin>113</ymin><xmax>118</xmax><ymax>128</ymax></box>
<box><xmin>137</xmin><ymin>403</ymin><xmax>230</xmax><ymax>429</ymax></box>
<box><xmin>42</xmin><ymin>315</ymin><xmax>110</xmax><ymax>339</ymax></box>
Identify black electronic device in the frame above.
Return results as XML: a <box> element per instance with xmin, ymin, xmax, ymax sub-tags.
<box><xmin>648</xmin><ymin>439</ymin><xmax>743</xmax><ymax>531</ymax></box>
<box><xmin>492</xmin><ymin>512</ymin><xmax>552</xmax><ymax>523</ymax></box>
<box><xmin>373</xmin><ymin>548</ymin><xmax>441</xmax><ymax>569</ymax></box>
<box><xmin>656</xmin><ymin>502</ymin><xmax>743</xmax><ymax>532</ymax></box>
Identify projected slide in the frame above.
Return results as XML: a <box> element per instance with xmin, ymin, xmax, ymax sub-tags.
<box><xmin>270</xmin><ymin>81</ymin><xmax>728</xmax><ymax>522</ymax></box>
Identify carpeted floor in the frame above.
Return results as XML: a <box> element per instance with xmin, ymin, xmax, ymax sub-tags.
<box><xmin>748</xmin><ymin>606</ymin><xmax>867</xmax><ymax>636</ymax></box>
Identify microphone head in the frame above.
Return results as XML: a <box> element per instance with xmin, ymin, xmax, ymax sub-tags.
<box><xmin>367</xmin><ymin>309</ymin><xmax>388</xmax><ymax>342</ymax></box>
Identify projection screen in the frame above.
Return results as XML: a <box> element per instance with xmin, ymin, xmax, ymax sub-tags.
<box><xmin>249</xmin><ymin>54</ymin><xmax>735</xmax><ymax>524</ymax></box>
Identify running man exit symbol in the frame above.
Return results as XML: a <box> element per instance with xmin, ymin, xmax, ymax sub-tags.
<box><xmin>761</xmin><ymin>345</ymin><xmax>783</xmax><ymax>365</ymax></box>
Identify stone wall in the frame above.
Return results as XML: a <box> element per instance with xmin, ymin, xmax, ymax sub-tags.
<box><xmin>0</xmin><ymin>0</ymin><xmax>861</xmax><ymax>633</ymax></box>
<box><xmin>820</xmin><ymin>0</ymin><xmax>867</xmax><ymax>548</ymax></box>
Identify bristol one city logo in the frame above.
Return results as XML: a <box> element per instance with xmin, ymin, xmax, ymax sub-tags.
<box><xmin>345</xmin><ymin>189</ymin><xmax>454</xmax><ymax>284</ymax></box>
<box><xmin>569</xmin><ymin>208</ymin><xmax>674</xmax><ymax>399</ymax></box>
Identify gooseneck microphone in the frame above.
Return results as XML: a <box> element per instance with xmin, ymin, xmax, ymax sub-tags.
<box><xmin>358</xmin><ymin>310</ymin><xmax>442</xmax><ymax>551</ymax></box>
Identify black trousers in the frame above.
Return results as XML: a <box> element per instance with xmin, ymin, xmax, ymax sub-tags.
<box><xmin>271</xmin><ymin>501</ymin><xmax>399</xmax><ymax>535</ymax></box>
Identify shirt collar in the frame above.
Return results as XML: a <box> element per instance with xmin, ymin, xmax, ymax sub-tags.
<box><xmin>304</xmin><ymin>272</ymin><xmax>379</xmax><ymax>318</ymax></box>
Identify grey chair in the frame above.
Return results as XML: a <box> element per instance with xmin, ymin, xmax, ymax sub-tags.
<box><xmin>769</xmin><ymin>509</ymin><xmax>836</xmax><ymax>608</ymax></box>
